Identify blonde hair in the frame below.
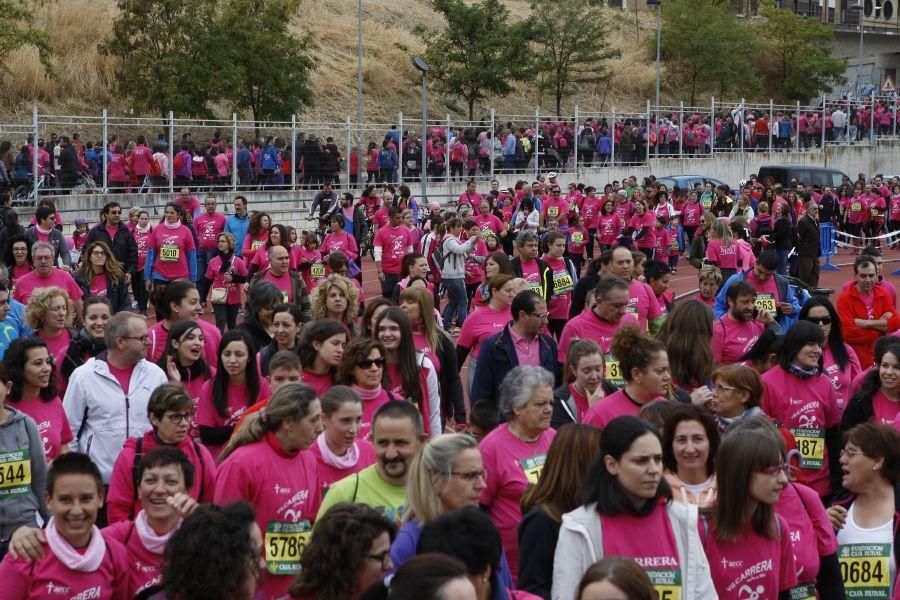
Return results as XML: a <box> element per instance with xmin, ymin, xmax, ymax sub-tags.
<box><xmin>698</xmin><ymin>264</ymin><xmax>723</xmax><ymax>285</ymax></box>
<box><xmin>399</xmin><ymin>286</ymin><xmax>440</xmax><ymax>351</ymax></box>
<box><xmin>25</xmin><ymin>286</ymin><xmax>74</xmax><ymax>330</ymax></box>
<box><xmin>218</xmin><ymin>383</ymin><xmax>318</xmax><ymax>462</ymax></box>
<box><xmin>510</xmin><ymin>278</ymin><xmax>530</xmax><ymax>294</ymax></box>
<box><xmin>77</xmin><ymin>241</ymin><xmax>125</xmax><ymax>286</ymax></box>
<box><xmin>311</xmin><ymin>274</ymin><xmax>359</xmax><ymax>326</ymax></box>
<box><xmin>217</xmin><ymin>232</ymin><xmax>236</xmax><ymax>253</ymax></box>
<box><xmin>405</xmin><ymin>434</ymin><xmax>478</xmax><ymax>525</ymax></box>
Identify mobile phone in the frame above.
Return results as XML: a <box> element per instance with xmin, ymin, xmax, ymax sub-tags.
<box><xmin>752</xmin><ymin>307</ymin><xmax>759</xmax><ymax>319</ymax></box>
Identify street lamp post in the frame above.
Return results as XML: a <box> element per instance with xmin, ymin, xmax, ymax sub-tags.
<box><xmin>849</xmin><ymin>3</ymin><xmax>864</xmax><ymax>97</ymax></box>
<box><xmin>647</xmin><ymin>0</ymin><xmax>662</xmax><ymax>130</ymax></box>
<box><xmin>412</xmin><ymin>57</ymin><xmax>430</xmax><ymax>203</ymax></box>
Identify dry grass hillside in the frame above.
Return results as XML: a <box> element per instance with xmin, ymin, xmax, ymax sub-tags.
<box><xmin>0</xmin><ymin>0</ymin><xmax>658</xmax><ymax>124</ymax></box>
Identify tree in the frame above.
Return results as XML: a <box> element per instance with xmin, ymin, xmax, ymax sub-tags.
<box><xmin>754</xmin><ymin>0</ymin><xmax>846</xmax><ymax>101</ymax></box>
<box><xmin>530</xmin><ymin>0</ymin><xmax>620</xmax><ymax>115</ymax></box>
<box><xmin>216</xmin><ymin>0</ymin><xmax>314</xmax><ymax>131</ymax></box>
<box><xmin>101</xmin><ymin>0</ymin><xmax>219</xmax><ymax>118</ymax></box>
<box><xmin>418</xmin><ymin>0</ymin><xmax>535</xmax><ymax>121</ymax></box>
<box><xmin>656</xmin><ymin>0</ymin><xmax>760</xmax><ymax>105</ymax></box>
<box><xmin>0</xmin><ymin>0</ymin><xmax>53</xmax><ymax>79</ymax></box>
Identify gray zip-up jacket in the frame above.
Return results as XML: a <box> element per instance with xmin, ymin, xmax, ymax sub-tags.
<box><xmin>0</xmin><ymin>407</ymin><xmax>48</xmax><ymax>543</ymax></box>
<box><xmin>439</xmin><ymin>234</ymin><xmax>478</xmax><ymax>279</ymax></box>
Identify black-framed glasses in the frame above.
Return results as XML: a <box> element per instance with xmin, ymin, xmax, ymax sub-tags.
<box><xmin>805</xmin><ymin>316</ymin><xmax>832</xmax><ymax>325</ymax></box>
<box><xmin>357</xmin><ymin>357</ymin><xmax>385</xmax><ymax>369</ymax></box>
<box><xmin>529</xmin><ymin>312</ymin><xmax>550</xmax><ymax>320</ymax></box>
<box><xmin>367</xmin><ymin>550</ymin><xmax>392</xmax><ymax>570</ymax></box>
<box><xmin>164</xmin><ymin>412</ymin><xmax>193</xmax><ymax>424</ymax></box>
<box><xmin>123</xmin><ymin>334</ymin><xmax>150</xmax><ymax>344</ymax></box>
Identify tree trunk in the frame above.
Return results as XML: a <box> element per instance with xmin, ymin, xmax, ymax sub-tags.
<box><xmin>468</xmin><ymin>97</ymin><xmax>475</xmax><ymax>122</ymax></box>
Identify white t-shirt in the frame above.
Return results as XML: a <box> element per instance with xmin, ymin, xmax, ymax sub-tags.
<box><xmin>836</xmin><ymin>501</ymin><xmax>895</xmax><ymax>596</ymax></box>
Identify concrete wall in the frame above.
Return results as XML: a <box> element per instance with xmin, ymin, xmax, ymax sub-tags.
<box><xmin>32</xmin><ymin>139</ymin><xmax>900</xmax><ymax>233</ymax></box>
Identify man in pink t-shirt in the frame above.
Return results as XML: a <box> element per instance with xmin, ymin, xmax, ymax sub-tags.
<box><xmin>175</xmin><ymin>187</ymin><xmax>201</xmax><ymax>217</ymax></box>
<box><xmin>374</xmin><ymin>208</ymin><xmax>413</xmax><ymax>298</ymax></box>
<box><xmin>607</xmin><ymin>246</ymin><xmax>663</xmax><ymax>333</ymax></box>
<box><xmin>193</xmin><ymin>195</ymin><xmax>227</xmax><ymax>300</ymax></box>
<box><xmin>712</xmin><ymin>280</ymin><xmax>780</xmax><ymax>365</ymax></box>
<box><xmin>13</xmin><ymin>242</ymin><xmax>84</xmax><ymax>316</ymax></box>
<box><xmin>473</xmin><ymin>201</ymin><xmax>506</xmax><ymax>240</ymax></box>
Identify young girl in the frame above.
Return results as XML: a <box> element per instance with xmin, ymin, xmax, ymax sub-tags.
<box><xmin>565</xmin><ymin>214</ymin><xmax>589</xmax><ymax>276</ymax></box>
<box><xmin>196</xmin><ymin>330</ymin><xmax>271</xmax><ymax>458</ymax></box>
<box><xmin>666</xmin><ymin>216</ymin><xmax>682</xmax><ymax>273</ymax></box>
<box><xmin>596</xmin><ymin>200</ymin><xmax>623</xmax><ymax>251</ymax></box>
<box><xmin>297</xmin><ymin>231</ymin><xmax>326</xmax><ymax>293</ymax></box>
<box><xmin>484</xmin><ymin>232</ymin><xmax>501</xmax><ymax>254</ymax></box>
<box><xmin>463</xmin><ymin>220</ymin><xmax>488</xmax><ymax>304</ymax></box>
<box><xmin>704</xmin><ymin>219</ymin><xmax>738</xmax><ymax>282</ymax></box>
<box><xmin>70</xmin><ymin>218</ymin><xmax>89</xmax><ymax>264</ymax></box>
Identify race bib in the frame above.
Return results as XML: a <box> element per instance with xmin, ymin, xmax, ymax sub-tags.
<box><xmin>851</xmin><ymin>202</ymin><xmax>862</xmax><ymax>212</ymax></box>
<box><xmin>0</xmin><ymin>449</ymin><xmax>31</xmax><ymax>499</ymax></box>
<box><xmin>521</xmin><ymin>454</ymin><xmax>547</xmax><ymax>485</ymax></box>
<box><xmin>604</xmin><ymin>353</ymin><xmax>624</xmax><ymax>388</ymax></box>
<box><xmin>265</xmin><ymin>520</ymin><xmax>311</xmax><ymax>575</ymax></box>
<box><xmin>251</xmin><ymin>240</ymin><xmax>265</xmax><ymax>251</ymax></box>
<box><xmin>529</xmin><ymin>282</ymin><xmax>543</xmax><ymax>295</ymax></box>
<box><xmin>282</xmin><ymin>291</ymin><xmax>290</xmax><ymax>304</ymax></box>
<box><xmin>548</xmin><ymin>206</ymin><xmax>559</xmax><ymax>217</ymax></box>
<box><xmin>790</xmin><ymin>427</ymin><xmax>825</xmax><ymax>469</ymax></box>
<box><xmin>160</xmin><ymin>244</ymin><xmax>180</xmax><ymax>262</ymax></box>
<box><xmin>755</xmin><ymin>293</ymin><xmax>776</xmax><ymax>314</ymax></box>
<box><xmin>669</xmin><ymin>236</ymin><xmax>679</xmax><ymax>250</ymax></box>
<box><xmin>481</xmin><ymin>227</ymin><xmax>492</xmax><ymax>240</ymax></box>
<box><xmin>311</xmin><ymin>263</ymin><xmax>326</xmax><ymax>279</ymax></box>
<box><xmin>839</xmin><ymin>543</ymin><xmax>891</xmax><ymax>599</ymax></box>
<box><xmin>871</xmin><ymin>208</ymin><xmax>881</xmax><ymax>218</ymax></box>
<box><xmin>553</xmin><ymin>271</ymin><xmax>574</xmax><ymax>295</ymax></box>
<box><xmin>571</xmin><ymin>232</ymin><xmax>584</xmax><ymax>245</ymax></box>
<box><xmin>626</xmin><ymin>303</ymin><xmax>640</xmax><ymax>316</ymax></box>
<box><xmin>788</xmin><ymin>583</ymin><xmax>817</xmax><ymax>600</ymax></box>
<box><xmin>648</xmin><ymin>569</ymin><xmax>682</xmax><ymax>600</ymax></box>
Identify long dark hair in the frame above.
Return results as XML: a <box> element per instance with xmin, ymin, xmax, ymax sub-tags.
<box><xmin>265</xmin><ymin>223</ymin><xmax>291</xmax><ymax>254</ymax></box>
<box><xmin>374</xmin><ymin>307</ymin><xmax>423</xmax><ymax>409</ymax></box>
<box><xmin>155</xmin><ymin>319</ymin><xmax>211</xmax><ymax>382</ymax></box>
<box><xmin>777</xmin><ymin>320</ymin><xmax>825</xmax><ymax>371</ymax></box>
<box><xmin>2</xmin><ymin>338</ymin><xmax>57</xmax><ymax>402</ymax></box>
<box><xmin>798</xmin><ymin>296</ymin><xmax>850</xmax><ymax>370</ymax></box>
<box><xmin>851</xmin><ymin>338</ymin><xmax>900</xmax><ymax>408</ymax></box>
<box><xmin>212</xmin><ymin>330</ymin><xmax>260</xmax><ymax>418</ymax></box>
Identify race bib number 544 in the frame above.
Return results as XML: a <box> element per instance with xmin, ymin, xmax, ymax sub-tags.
<box><xmin>0</xmin><ymin>449</ymin><xmax>31</xmax><ymax>499</ymax></box>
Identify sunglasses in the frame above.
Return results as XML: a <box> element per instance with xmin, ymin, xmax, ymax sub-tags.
<box><xmin>357</xmin><ymin>357</ymin><xmax>385</xmax><ymax>369</ymax></box>
<box><xmin>804</xmin><ymin>316</ymin><xmax>832</xmax><ymax>325</ymax></box>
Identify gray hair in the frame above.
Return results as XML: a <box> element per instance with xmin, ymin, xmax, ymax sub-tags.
<box><xmin>246</xmin><ymin>280</ymin><xmax>283</xmax><ymax>314</ymax></box>
<box><xmin>104</xmin><ymin>311</ymin><xmax>145</xmax><ymax>347</ymax></box>
<box><xmin>498</xmin><ymin>366</ymin><xmax>554</xmax><ymax>421</ymax></box>
<box><xmin>31</xmin><ymin>241</ymin><xmax>54</xmax><ymax>258</ymax></box>
<box><xmin>516</xmin><ymin>231</ymin><xmax>539</xmax><ymax>248</ymax></box>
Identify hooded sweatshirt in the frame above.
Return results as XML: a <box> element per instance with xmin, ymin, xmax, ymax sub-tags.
<box><xmin>0</xmin><ymin>406</ymin><xmax>49</xmax><ymax>541</ymax></box>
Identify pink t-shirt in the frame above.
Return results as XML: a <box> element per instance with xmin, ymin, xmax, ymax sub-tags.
<box><xmin>872</xmin><ymin>391</ymin><xmax>900</xmax><ymax>426</ymax></box>
<box><xmin>374</xmin><ymin>225</ymin><xmax>413</xmax><ymax>275</ymax></box>
<box><xmin>584</xmin><ymin>388</ymin><xmax>661</xmax><ymax>429</ymax></box>
<box><xmin>478</xmin><ymin>423</ymin><xmax>556</xmax><ymax>582</ymax></box>
<box><xmin>596</xmin><ymin>213</ymin><xmax>623</xmax><ymax>246</ymax></box>
<box><xmin>627</xmin><ymin>279</ymin><xmax>663</xmax><ymax>333</ymax></box>
<box><xmin>102</xmin><ymin>520</ymin><xmax>162</xmax><ymax>597</ymax></box>
<box><xmin>214</xmin><ymin>433</ymin><xmax>321</xmax><ymax>599</ymax></box>
<box><xmin>542</xmin><ymin>198</ymin><xmax>569</xmax><ymax>225</ymax></box>
<box><xmin>457</xmin><ymin>305</ymin><xmax>511</xmax><ymax>359</ymax></box>
<box><xmin>682</xmin><ymin>201</ymin><xmax>703</xmax><ymax>227</ymax></box>
<box><xmin>703</xmin><ymin>515</ymin><xmax>798</xmax><ymax>598</ymax></box>
<box><xmin>822</xmin><ymin>343</ymin><xmax>861</xmax><ymax>411</ymax></box>
<box><xmin>146</xmin><ymin>319</ymin><xmax>221</xmax><ymax>368</ymax></box>
<box><xmin>193</xmin><ymin>212</ymin><xmax>227</xmax><ymax>250</ymax></box>
<box><xmin>464</xmin><ymin>238</ymin><xmax>488</xmax><ymax>286</ymax></box>
<box><xmin>134</xmin><ymin>228</ymin><xmax>152</xmax><ymax>270</ymax></box>
<box><xmin>12</xmin><ymin>269</ymin><xmax>84</xmax><ymax>305</ymax></box>
<box><xmin>301</xmin><ymin>370</ymin><xmax>334</xmax><ymax>398</ymax></box>
<box><xmin>149</xmin><ymin>224</ymin><xmax>195</xmax><ymax>281</ymax></box>
<box><xmin>296</xmin><ymin>247</ymin><xmax>325</xmax><ymax>291</ymax></box>
<box><xmin>206</xmin><ymin>255</ymin><xmax>248</xmax><ymax>305</ymax></box>
<box><xmin>580</xmin><ymin>197</ymin><xmax>601</xmax><ymax>229</ymax></box>
<box><xmin>761</xmin><ymin>367</ymin><xmax>841</xmax><ymax>496</ymax></box>
<box><xmin>16</xmin><ymin>397</ymin><xmax>73</xmax><ymax>460</ymax></box>
<box><xmin>197</xmin><ymin>378</ymin><xmax>271</xmax><ymax>456</ymax></box>
<box><xmin>519</xmin><ymin>259</ymin><xmax>542</xmax><ymax>296</ymax></box>
<box><xmin>263</xmin><ymin>269</ymin><xmax>296</xmax><ymax>304</ymax></box>
<box><xmin>705</xmin><ymin>239</ymin><xmax>739</xmax><ymax>269</ymax></box>
<box><xmin>39</xmin><ymin>328</ymin><xmax>72</xmax><ymax>397</ymax></box>
<box><xmin>321</xmin><ymin>230</ymin><xmax>359</xmax><ymax>262</ymax></box>
<box><xmin>775</xmin><ymin>482</ymin><xmax>838</xmax><ymax>590</ymax></box>
<box><xmin>473</xmin><ymin>214</ymin><xmax>505</xmax><ymax>238</ymax></box>
<box><xmin>105</xmin><ymin>361</ymin><xmax>135</xmax><ymax>396</ymax></box>
<box><xmin>566</xmin><ymin>226</ymin><xmax>589</xmax><ymax>256</ymax></box>
<box><xmin>558</xmin><ymin>309</ymin><xmax>638</xmax><ymax>387</ymax></box>
<box><xmin>629</xmin><ymin>212</ymin><xmax>657</xmax><ymax>250</ymax></box>
<box><xmin>543</xmin><ymin>256</ymin><xmax>573</xmax><ymax>320</ymax></box>
<box><xmin>712</xmin><ymin>317</ymin><xmax>765</xmax><ymax>365</ymax></box>
<box><xmin>0</xmin><ymin>535</ymin><xmax>130</xmax><ymax>600</ymax></box>
<box><xmin>360</xmin><ymin>387</ymin><xmax>393</xmax><ymax>440</ymax></box>
<box><xmin>308</xmin><ymin>437</ymin><xmax>376</xmax><ymax>495</ymax></box>
<box><xmin>371</xmin><ymin>208</ymin><xmax>389</xmax><ymax>229</ymax></box>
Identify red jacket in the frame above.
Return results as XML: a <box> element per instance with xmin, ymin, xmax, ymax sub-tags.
<box><xmin>129</xmin><ymin>144</ymin><xmax>154</xmax><ymax>176</ymax></box>
<box><xmin>837</xmin><ymin>282</ymin><xmax>900</xmax><ymax>368</ymax></box>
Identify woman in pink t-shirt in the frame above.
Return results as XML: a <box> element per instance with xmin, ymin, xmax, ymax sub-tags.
<box><xmin>241</xmin><ymin>211</ymin><xmax>271</xmax><ymax>265</ymax></box>
<box><xmin>155</xmin><ymin>319</ymin><xmax>214</xmax><ymax>439</ymax></box>
<box><xmin>2</xmin><ymin>338</ymin><xmax>72</xmax><ymax>462</ymax></box>
<box><xmin>322</xmin><ymin>213</ymin><xmax>360</xmax><ymax>263</ymax></box>
<box><xmin>701</xmin><ymin>425</ymin><xmax>798</xmax><ymax>599</ymax></box>
<box><xmin>24</xmin><ymin>286</ymin><xmax>74</xmax><ymax>399</ymax></box>
<box><xmin>146</xmin><ymin>279</ymin><xmax>221</xmax><ymax>368</ymax></box>
<box><xmin>839</xmin><ymin>341</ymin><xmax>900</xmax><ymax>431</ymax></box>
<box><xmin>800</xmin><ymin>297</ymin><xmax>861</xmax><ymax>413</ymax></box>
<box><xmin>694</xmin><ymin>264</ymin><xmax>721</xmax><ymax>308</ymax></box>
<box><xmin>205</xmin><ymin>232</ymin><xmax>249</xmax><ymax>332</ymax></box>
<box><xmin>335</xmin><ymin>337</ymin><xmax>392</xmax><ymax>440</ymax></box>
<box><xmin>308</xmin><ymin>385</ymin><xmax>376</xmax><ymax>494</ymax></box>
<box><xmin>457</xmin><ymin>274</ymin><xmax>516</xmax><ymax>396</ymax></box>
<box><xmin>311</xmin><ymin>274</ymin><xmax>360</xmax><ymax>337</ymax></box>
<box><xmin>470</xmin><ymin>252</ymin><xmax>514</xmax><ymax>309</ymax></box>
<box><xmin>297</xmin><ymin>319</ymin><xmax>347</xmax><ymax>398</ymax></box>
<box><xmin>196</xmin><ymin>329</ymin><xmax>271</xmax><ymax>459</ymax></box>
<box><xmin>132</xmin><ymin>210</ymin><xmax>153</xmax><ymax>314</ymax></box>
<box><xmin>704</xmin><ymin>218</ymin><xmax>739</xmax><ymax>282</ymax></box>
<box><xmin>595</xmin><ymin>200</ymin><xmax>623</xmax><ymax>250</ymax></box>
<box><xmin>145</xmin><ymin>202</ymin><xmax>197</xmax><ymax>289</ymax></box>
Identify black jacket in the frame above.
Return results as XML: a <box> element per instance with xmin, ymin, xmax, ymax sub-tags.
<box><xmin>433</xmin><ymin>332</ymin><xmax>466</xmax><ymax>425</ymax></box>
<box><xmin>511</xmin><ymin>257</ymin><xmax>553</xmax><ymax>303</ymax></box>
<box><xmin>773</xmin><ymin>215</ymin><xmax>796</xmax><ymax>252</ymax></box>
<box><xmin>61</xmin><ymin>328</ymin><xmax>107</xmax><ymax>381</ymax></box>
<box><xmin>796</xmin><ymin>215</ymin><xmax>820</xmax><ymax>258</ymax></box>
<box><xmin>83</xmin><ymin>222</ymin><xmax>138</xmax><ymax>275</ymax></box>
<box><xmin>234</xmin><ymin>314</ymin><xmax>272</xmax><ymax>355</ymax></box>
<box><xmin>517</xmin><ymin>507</ymin><xmax>560</xmax><ymax>599</ymax></box>
<box><xmin>73</xmin><ymin>271</ymin><xmax>130</xmax><ymax>314</ymax></box>
<box><xmin>550</xmin><ymin>381</ymin><xmax>619</xmax><ymax>430</ymax></box>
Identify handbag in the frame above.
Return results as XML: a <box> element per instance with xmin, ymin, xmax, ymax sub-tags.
<box><xmin>210</xmin><ymin>286</ymin><xmax>228</xmax><ymax>304</ymax></box>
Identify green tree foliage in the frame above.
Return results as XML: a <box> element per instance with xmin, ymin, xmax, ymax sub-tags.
<box><xmin>0</xmin><ymin>0</ymin><xmax>53</xmax><ymax>79</ymax></box>
<box><xmin>530</xmin><ymin>0</ymin><xmax>620</xmax><ymax>115</ymax></box>
<box><xmin>102</xmin><ymin>0</ymin><xmax>219</xmax><ymax>118</ymax></box>
<box><xmin>418</xmin><ymin>0</ymin><xmax>535</xmax><ymax>121</ymax></box>
<box><xmin>656</xmin><ymin>0</ymin><xmax>759</xmax><ymax>105</ymax></box>
<box><xmin>216</xmin><ymin>0</ymin><xmax>314</xmax><ymax>129</ymax></box>
<box><xmin>754</xmin><ymin>0</ymin><xmax>846</xmax><ymax>101</ymax></box>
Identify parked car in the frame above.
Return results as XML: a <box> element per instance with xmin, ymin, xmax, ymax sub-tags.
<box><xmin>654</xmin><ymin>175</ymin><xmax>734</xmax><ymax>195</ymax></box>
<box><xmin>755</xmin><ymin>165</ymin><xmax>848</xmax><ymax>191</ymax></box>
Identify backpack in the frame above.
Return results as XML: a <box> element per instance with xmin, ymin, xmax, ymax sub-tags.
<box><xmin>431</xmin><ymin>236</ymin><xmax>447</xmax><ymax>271</ymax></box>
<box><xmin>579</xmin><ymin>131</ymin><xmax>596</xmax><ymax>150</ymax></box>
<box><xmin>450</xmin><ymin>143</ymin><xmax>465</xmax><ymax>162</ymax></box>
<box><xmin>379</xmin><ymin>148</ymin><xmax>394</xmax><ymax>168</ymax></box>
<box><xmin>686</xmin><ymin>130</ymin><xmax>696</xmax><ymax>144</ymax></box>
<box><xmin>173</xmin><ymin>152</ymin><xmax>184</xmax><ymax>171</ymax></box>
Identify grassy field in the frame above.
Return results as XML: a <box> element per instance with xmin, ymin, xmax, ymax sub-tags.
<box><xmin>1</xmin><ymin>0</ymin><xmax>658</xmax><ymax>123</ymax></box>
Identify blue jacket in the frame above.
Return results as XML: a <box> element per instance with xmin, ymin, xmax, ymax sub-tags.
<box><xmin>597</xmin><ymin>135</ymin><xmax>612</xmax><ymax>154</ymax></box>
<box><xmin>712</xmin><ymin>269</ymin><xmax>800</xmax><ymax>330</ymax></box>
<box><xmin>225</xmin><ymin>213</ymin><xmax>250</xmax><ymax>256</ymax></box>
<box><xmin>236</xmin><ymin>147</ymin><xmax>252</xmax><ymax>173</ymax></box>
<box><xmin>260</xmin><ymin>144</ymin><xmax>279</xmax><ymax>171</ymax></box>
<box><xmin>471</xmin><ymin>324</ymin><xmax>560</xmax><ymax>407</ymax></box>
<box><xmin>7</xmin><ymin>298</ymin><xmax>31</xmax><ymax>338</ymax></box>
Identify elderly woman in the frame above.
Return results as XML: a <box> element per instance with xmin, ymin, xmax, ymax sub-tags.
<box><xmin>311</xmin><ymin>274</ymin><xmax>360</xmax><ymax>337</ymax></box>
<box><xmin>73</xmin><ymin>241</ymin><xmax>129</xmax><ymax>313</ymax></box>
<box><xmin>479</xmin><ymin>365</ymin><xmax>557</xmax><ymax>583</ymax></box>
<box><xmin>234</xmin><ymin>280</ymin><xmax>283</xmax><ymax>354</ymax></box>
<box><xmin>25</xmin><ymin>286</ymin><xmax>75</xmax><ymax>396</ymax></box>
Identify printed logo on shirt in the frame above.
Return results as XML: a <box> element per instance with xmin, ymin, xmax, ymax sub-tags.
<box><xmin>838</xmin><ymin>543</ymin><xmax>890</xmax><ymax>598</ymax></box>
<box><xmin>724</xmin><ymin>558</ymin><xmax>772</xmax><ymax>596</ymax></box>
<box><xmin>251</xmin><ymin>240</ymin><xmax>265</xmax><ymax>251</ymax></box>
<box><xmin>521</xmin><ymin>453</ymin><xmax>547</xmax><ymax>485</ymax></box>
<box><xmin>788</xmin><ymin>583</ymin><xmax>817</xmax><ymax>600</ymax></box>
<box><xmin>0</xmin><ymin>448</ymin><xmax>31</xmax><ymax>499</ymax></box>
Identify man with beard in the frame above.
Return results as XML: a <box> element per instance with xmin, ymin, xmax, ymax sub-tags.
<box><xmin>712</xmin><ymin>280</ymin><xmax>780</xmax><ymax>366</ymax></box>
<box><xmin>316</xmin><ymin>401</ymin><xmax>425</xmax><ymax>524</ymax></box>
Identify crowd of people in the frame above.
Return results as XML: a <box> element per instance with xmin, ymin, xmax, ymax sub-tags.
<box><xmin>0</xmin><ymin>163</ymin><xmax>899</xmax><ymax>600</ymax></box>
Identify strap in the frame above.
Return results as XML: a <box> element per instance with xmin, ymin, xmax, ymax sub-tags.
<box><xmin>193</xmin><ymin>439</ymin><xmax>205</xmax><ymax>501</ymax></box>
<box><xmin>352</xmin><ymin>472</ymin><xmax>360</xmax><ymax>503</ymax></box>
<box><xmin>130</xmin><ymin>437</ymin><xmax>144</xmax><ymax>520</ymax></box>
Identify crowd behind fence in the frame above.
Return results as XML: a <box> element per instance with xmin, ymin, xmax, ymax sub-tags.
<box><xmin>0</xmin><ymin>94</ymin><xmax>897</xmax><ymax>201</ymax></box>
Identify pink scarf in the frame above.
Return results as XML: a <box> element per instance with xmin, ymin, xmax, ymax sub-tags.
<box><xmin>162</xmin><ymin>220</ymin><xmax>181</xmax><ymax>230</ymax></box>
<box><xmin>135</xmin><ymin>509</ymin><xmax>181</xmax><ymax>554</ymax></box>
<box><xmin>45</xmin><ymin>516</ymin><xmax>107</xmax><ymax>572</ymax></box>
<box><xmin>315</xmin><ymin>432</ymin><xmax>359</xmax><ymax>470</ymax></box>
<box><xmin>35</xmin><ymin>223</ymin><xmax>54</xmax><ymax>237</ymax></box>
<box><xmin>351</xmin><ymin>383</ymin><xmax>384</xmax><ymax>402</ymax></box>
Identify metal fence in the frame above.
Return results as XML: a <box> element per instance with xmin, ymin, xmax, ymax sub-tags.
<box><xmin>1</xmin><ymin>95</ymin><xmax>897</xmax><ymax>200</ymax></box>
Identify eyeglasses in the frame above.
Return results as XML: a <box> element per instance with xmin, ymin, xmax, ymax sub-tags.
<box><xmin>712</xmin><ymin>384</ymin><xmax>737</xmax><ymax>394</ymax></box>
<box><xmin>123</xmin><ymin>334</ymin><xmax>150</xmax><ymax>344</ymax></box>
<box><xmin>367</xmin><ymin>550</ymin><xmax>392</xmax><ymax>570</ymax></box>
<box><xmin>449</xmin><ymin>468</ymin><xmax>488</xmax><ymax>482</ymax></box>
<box><xmin>357</xmin><ymin>357</ymin><xmax>385</xmax><ymax>369</ymax></box>
<box><xmin>804</xmin><ymin>316</ymin><xmax>832</xmax><ymax>325</ymax></box>
<box><xmin>840</xmin><ymin>449</ymin><xmax>867</xmax><ymax>459</ymax></box>
<box><xmin>164</xmin><ymin>412</ymin><xmax>193</xmax><ymax>424</ymax></box>
<box><xmin>90</xmin><ymin>250</ymin><xmax>107</xmax><ymax>257</ymax></box>
<box><xmin>754</xmin><ymin>464</ymin><xmax>791</xmax><ymax>478</ymax></box>
<box><xmin>529</xmin><ymin>312</ymin><xmax>550</xmax><ymax>320</ymax></box>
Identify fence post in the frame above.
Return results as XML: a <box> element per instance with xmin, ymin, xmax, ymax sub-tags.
<box><xmin>768</xmin><ymin>99</ymin><xmax>774</xmax><ymax>151</ymax></box>
<box><xmin>645</xmin><ymin>99</ymin><xmax>651</xmax><ymax>164</ymax></box>
<box><xmin>398</xmin><ymin>112</ymin><xmax>404</xmax><ymax>185</ymax></box>
<box><xmin>894</xmin><ymin>98</ymin><xmax>898</xmax><ymax>137</ymax></box>
<box><xmin>445</xmin><ymin>114</ymin><xmax>451</xmax><ymax>185</ymax></box>
<box><xmin>291</xmin><ymin>114</ymin><xmax>297</xmax><ymax>191</ymax></box>
<box><xmin>610</xmin><ymin>107</ymin><xmax>616</xmax><ymax>166</ymax></box>
<box><xmin>32</xmin><ymin>107</ymin><xmax>39</xmax><ymax>201</ymax></box>
<box><xmin>710</xmin><ymin>97</ymin><xmax>715</xmax><ymax>156</ymax></box>
<box><xmin>534</xmin><ymin>106</ymin><xmax>540</xmax><ymax>177</ymax></box>
<box><xmin>101</xmin><ymin>109</ymin><xmax>109</xmax><ymax>195</ymax></box>
<box><xmin>679</xmin><ymin>101</ymin><xmax>684</xmax><ymax>158</ymax></box>
<box><xmin>740</xmin><ymin>98</ymin><xmax>745</xmax><ymax>153</ymax></box>
<box><xmin>821</xmin><ymin>94</ymin><xmax>826</xmax><ymax>150</ymax></box>
<box><xmin>231</xmin><ymin>113</ymin><xmax>238</xmax><ymax>191</ymax></box>
<box><xmin>345</xmin><ymin>117</ymin><xmax>352</xmax><ymax>190</ymax></box>
<box><xmin>795</xmin><ymin>101</ymin><xmax>801</xmax><ymax>152</ymax></box>
<box><xmin>870</xmin><ymin>93</ymin><xmax>875</xmax><ymax>142</ymax></box>
<box><xmin>489</xmin><ymin>108</ymin><xmax>495</xmax><ymax>182</ymax></box>
<box><xmin>573</xmin><ymin>104</ymin><xmax>579</xmax><ymax>175</ymax></box>
<box><xmin>846</xmin><ymin>96</ymin><xmax>851</xmax><ymax>143</ymax></box>
<box><xmin>168</xmin><ymin>111</ymin><xmax>175</xmax><ymax>193</ymax></box>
